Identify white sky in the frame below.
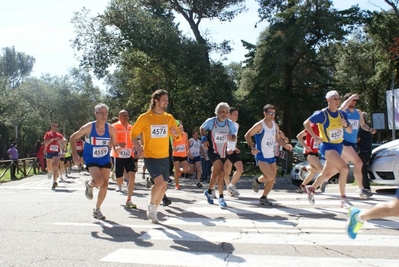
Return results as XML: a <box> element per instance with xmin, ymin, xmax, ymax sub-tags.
<box><xmin>0</xmin><ymin>0</ymin><xmax>385</xmax><ymax>87</ymax></box>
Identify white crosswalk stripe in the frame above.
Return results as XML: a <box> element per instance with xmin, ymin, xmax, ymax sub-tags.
<box><xmin>64</xmin><ymin>186</ymin><xmax>397</xmax><ymax>267</ymax></box>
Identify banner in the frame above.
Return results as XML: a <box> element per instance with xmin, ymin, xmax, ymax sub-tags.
<box><xmin>386</xmin><ymin>89</ymin><xmax>399</xmax><ymax>130</ymax></box>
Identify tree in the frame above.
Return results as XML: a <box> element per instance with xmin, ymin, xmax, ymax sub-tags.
<box><xmin>239</xmin><ymin>0</ymin><xmax>364</xmax><ymax>138</ymax></box>
<box><xmin>0</xmin><ymin>46</ymin><xmax>35</xmax><ymax>89</ymax></box>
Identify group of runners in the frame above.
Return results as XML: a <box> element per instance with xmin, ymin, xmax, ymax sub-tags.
<box><xmin>39</xmin><ymin>89</ymin><xmax>398</xmax><ymax>240</ymax></box>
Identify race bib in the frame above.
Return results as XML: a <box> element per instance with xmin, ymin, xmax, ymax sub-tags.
<box><xmin>175</xmin><ymin>144</ymin><xmax>185</xmax><ymax>152</ymax></box>
<box><xmin>119</xmin><ymin>148</ymin><xmax>131</xmax><ymax>158</ymax></box>
<box><xmin>348</xmin><ymin>119</ymin><xmax>359</xmax><ymax>130</ymax></box>
<box><xmin>76</xmin><ymin>146</ymin><xmax>83</xmax><ymax>150</ymax></box>
<box><xmin>264</xmin><ymin>139</ymin><xmax>274</xmax><ymax>148</ymax></box>
<box><xmin>328</xmin><ymin>128</ymin><xmax>343</xmax><ymax>141</ymax></box>
<box><xmin>151</xmin><ymin>125</ymin><xmax>168</xmax><ymax>138</ymax></box>
<box><xmin>93</xmin><ymin>147</ymin><xmax>109</xmax><ymax>158</ymax></box>
<box><xmin>49</xmin><ymin>145</ymin><xmax>58</xmax><ymax>152</ymax></box>
<box><xmin>214</xmin><ymin>133</ymin><xmax>227</xmax><ymax>143</ymax></box>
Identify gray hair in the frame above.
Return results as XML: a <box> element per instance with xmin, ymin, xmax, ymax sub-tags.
<box><xmin>215</xmin><ymin>102</ymin><xmax>230</xmax><ymax>115</ymax></box>
<box><xmin>94</xmin><ymin>103</ymin><xmax>109</xmax><ymax>113</ymax></box>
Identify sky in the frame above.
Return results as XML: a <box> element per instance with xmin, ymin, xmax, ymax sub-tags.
<box><xmin>0</xmin><ymin>0</ymin><xmax>387</xmax><ymax>88</ymax></box>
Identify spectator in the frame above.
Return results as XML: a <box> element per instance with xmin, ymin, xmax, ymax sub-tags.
<box><xmin>7</xmin><ymin>142</ymin><xmax>19</xmax><ymax>179</ymax></box>
<box><xmin>35</xmin><ymin>141</ymin><xmax>46</xmax><ymax>173</ymax></box>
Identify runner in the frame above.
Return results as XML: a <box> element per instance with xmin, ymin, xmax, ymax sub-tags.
<box><xmin>70</xmin><ymin>103</ymin><xmax>120</xmax><ymax>220</ymax></box>
<box><xmin>112</xmin><ymin>110</ymin><xmax>137</xmax><ymax>208</ymax></box>
<box><xmin>303</xmin><ymin>90</ymin><xmax>354</xmax><ymax>208</ymax></box>
<box><xmin>347</xmin><ymin>188</ymin><xmax>399</xmax><ymax>239</ymax></box>
<box><xmin>75</xmin><ymin>138</ymin><xmax>84</xmax><ymax>172</ymax></box>
<box><xmin>295</xmin><ymin>119</ymin><xmax>323</xmax><ymax>193</ymax></box>
<box><xmin>43</xmin><ymin>121</ymin><xmax>66</xmax><ymax>190</ymax></box>
<box><xmin>172</xmin><ymin>120</ymin><xmax>189</xmax><ymax>190</ymax></box>
<box><xmin>200</xmin><ymin>102</ymin><xmax>236</xmax><ymax>208</ymax></box>
<box><xmin>224</xmin><ymin>107</ymin><xmax>243</xmax><ymax>197</ymax></box>
<box><xmin>188</xmin><ymin>130</ymin><xmax>205</xmax><ymax>188</ymax></box>
<box><xmin>64</xmin><ymin>142</ymin><xmax>72</xmax><ymax>177</ymax></box>
<box><xmin>338</xmin><ymin>93</ymin><xmax>376</xmax><ymax>198</ymax></box>
<box><xmin>244</xmin><ymin>104</ymin><xmax>292</xmax><ymax>206</ymax></box>
<box><xmin>130</xmin><ymin>89</ymin><xmax>180</xmax><ymax>223</ymax></box>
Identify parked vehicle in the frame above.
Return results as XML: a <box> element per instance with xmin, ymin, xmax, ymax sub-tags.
<box><xmin>290</xmin><ymin>159</ymin><xmax>355</xmax><ymax>187</ymax></box>
<box><xmin>368</xmin><ymin>139</ymin><xmax>399</xmax><ymax>186</ymax></box>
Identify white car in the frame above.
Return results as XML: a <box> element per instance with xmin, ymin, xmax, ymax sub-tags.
<box><xmin>290</xmin><ymin>159</ymin><xmax>355</xmax><ymax>187</ymax></box>
<box><xmin>368</xmin><ymin>139</ymin><xmax>399</xmax><ymax>186</ymax></box>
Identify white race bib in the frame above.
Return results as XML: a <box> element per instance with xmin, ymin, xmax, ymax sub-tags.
<box><xmin>92</xmin><ymin>147</ymin><xmax>109</xmax><ymax>158</ymax></box>
<box><xmin>76</xmin><ymin>146</ymin><xmax>83</xmax><ymax>150</ymax></box>
<box><xmin>175</xmin><ymin>144</ymin><xmax>185</xmax><ymax>152</ymax></box>
<box><xmin>49</xmin><ymin>145</ymin><xmax>58</xmax><ymax>152</ymax></box>
<box><xmin>151</xmin><ymin>125</ymin><xmax>168</xmax><ymax>138</ymax></box>
<box><xmin>214</xmin><ymin>133</ymin><xmax>227</xmax><ymax>144</ymax></box>
<box><xmin>119</xmin><ymin>148</ymin><xmax>131</xmax><ymax>158</ymax></box>
<box><xmin>265</xmin><ymin>139</ymin><xmax>274</xmax><ymax>148</ymax></box>
<box><xmin>348</xmin><ymin>119</ymin><xmax>359</xmax><ymax>130</ymax></box>
<box><xmin>328</xmin><ymin>128</ymin><xmax>343</xmax><ymax>141</ymax></box>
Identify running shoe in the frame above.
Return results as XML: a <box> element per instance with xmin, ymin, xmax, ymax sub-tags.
<box><xmin>211</xmin><ymin>190</ymin><xmax>217</xmax><ymax>199</ymax></box>
<box><xmin>204</xmin><ymin>190</ymin><xmax>214</xmax><ymax>204</ymax></box>
<box><xmin>196</xmin><ymin>182</ymin><xmax>203</xmax><ymax>188</ymax></box>
<box><xmin>252</xmin><ymin>176</ymin><xmax>260</xmax><ymax>193</ymax></box>
<box><xmin>146</xmin><ymin>177</ymin><xmax>152</xmax><ymax>189</ymax></box>
<box><xmin>358</xmin><ymin>188</ymin><xmax>371</xmax><ymax>199</ymax></box>
<box><xmin>115</xmin><ymin>185</ymin><xmax>122</xmax><ymax>192</ymax></box>
<box><xmin>162</xmin><ymin>197</ymin><xmax>172</xmax><ymax>206</ymax></box>
<box><xmin>51</xmin><ymin>181</ymin><xmax>58</xmax><ymax>190</ymax></box>
<box><xmin>218</xmin><ymin>198</ymin><xmax>227</xmax><ymax>208</ymax></box>
<box><xmin>341</xmin><ymin>197</ymin><xmax>353</xmax><ymax>209</ymax></box>
<box><xmin>85</xmin><ymin>180</ymin><xmax>93</xmax><ymax>200</ymax></box>
<box><xmin>125</xmin><ymin>200</ymin><xmax>137</xmax><ymax>209</ymax></box>
<box><xmin>305</xmin><ymin>185</ymin><xmax>315</xmax><ymax>204</ymax></box>
<box><xmin>175</xmin><ymin>184</ymin><xmax>180</xmax><ymax>190</ymax></box>
<box><xmin>320</xmin><ymin>181</ymin><xmax>328</xmax><ymax>193</ymax></box>
<box><xmin>93</xmin><ymin>208</ymin><xmax>106</xmax><ymax>220</ymax></box>
<box><xmin>259</xmin><ymin>197</ymin><xmax>273</xmax><ymax>206</ymax></box>
<box><xmin>168</xmin><ymin>178</ymin><xmax>173</xmax><ymax>184</ymax></box>
<box><xmin>227</xmin><ymin>184</ymin><xmax>240</xmax><ymax>197</ymax></box>
<box><xmin>297</xmin><ymin>184</ymin><xmax>306</xmax><ymax>194</ymax></box>
<box><xmin>47</xmin><ymin>172</ymin><xmax>52</xmax><ymax>179</ymax></box>
<box><xmin>346</xmin><ymin>207</ymin><xmax>363</xmax><ymax>239</ymax></box>
<box><xmin>147</xmin><ymin>204</ymin><xmax>158</xmax><ymax>223</ymax></box>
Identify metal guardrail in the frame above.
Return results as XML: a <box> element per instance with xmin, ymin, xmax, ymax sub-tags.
<box><xmin>0</xmin><ymin>157</ymin><xmax>40</xmax><ymax>179</ymax></box>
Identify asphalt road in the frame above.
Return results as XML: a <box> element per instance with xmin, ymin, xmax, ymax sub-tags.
<box><xmin>0</xmin><ymin>160</ymin><xmax>398</xmax><ymax>267</ymax></box>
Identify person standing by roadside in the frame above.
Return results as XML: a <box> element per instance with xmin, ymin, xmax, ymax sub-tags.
<box><xmin>130</xmin><ymin>89</ymin><xmax>180</xmax><ymax>223</ymax></box>
<box><xmin>70</xmin><ymin>103</ymin><xmax>120</xmax><ymax>220</ymax></box>
<box><xmin>357</xmin><ymin>112</ymin><xmax>374</xmax><ymax>194</ymax></box>
<box><xmin>35</xmin><ymin>141</ymin><xmax>46</xmax><ymax>173</ymax></box>
<box><xmin>245</xmin><ymin>104</ymin><xmax>292</xmax><ymax>206</ymax></box>
<box><xmin>112</xmin><ymin>110</ymin><xmax>137</xmax><ymax>209</ymax></box>
<box><xmin>43</xmin><ymin>121</ymin><xmax>66</xmax><ymax>190</ymax></box>
<box><xmin>200</xmin><ymin>102</ymin><xmax>236</xmax><ymax>208</ymax></box>
<box><xmin>7</xmin><ymin>142</ymin><xmax>18</xmax><ymax>179</ymax></box>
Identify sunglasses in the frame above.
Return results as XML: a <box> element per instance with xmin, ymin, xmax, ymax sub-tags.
<box><xmin>332</xmin><ymin>98</ymin><xmax>341</xmax><ymax>101</ymax></box>
<box><xmin>267</xmin><ymin>112</ymin><xmax>276</xmax><ymax>115</ymax></box>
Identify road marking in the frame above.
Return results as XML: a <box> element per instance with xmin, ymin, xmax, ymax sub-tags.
<box><xmin>100</xmin><ymin>249</ymin><xmax>399</xmax><ymax>266</ymax></box>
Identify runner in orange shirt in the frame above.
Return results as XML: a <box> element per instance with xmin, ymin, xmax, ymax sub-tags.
<box><xmin>172</xmin><ymin>120</ymin><xmax>189</xmax><ymax>190</ymax></box>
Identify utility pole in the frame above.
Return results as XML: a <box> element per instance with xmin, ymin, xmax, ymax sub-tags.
<box><xmin>392</xmin><ymin>72</ymin><xmax>396</xmax><ymax>141</ymax></box>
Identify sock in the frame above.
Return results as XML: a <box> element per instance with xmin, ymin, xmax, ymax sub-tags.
<box><xmin>256</xmin><ymin>178</ymin><xmax>262</xmax><ymax>184</ymax></box>
<box><xmin>219</xmin><ymin>194</ymin><xmax>224</xmax><ymax>198</ymax></box>
<box><xmin>208</xmin><ymin>189</ymin><xmax>213</xmax><ymax>194</ymax></box>
<box><xmin>260</xmin><ymin>196</ymin><xmax>266</xmax><ymax>199</ymax></box>
<box><xmin>356</xmin><ymin>212</ymin><xmax>364</xmax><ymax>223</ymax></box>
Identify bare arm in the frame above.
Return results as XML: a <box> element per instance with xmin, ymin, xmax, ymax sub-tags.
<box><xmin>357</xmin><ymin>109</ymin><xmax>376</xmax><ymax>134</ymax></box>
<box><xmin>339</xmin><ymin>93</ymin><xmax>358</xmax><ymax>111</ymax></box>
<box><xmin>70</xmin><ymin>123</ymin><xmax>92</xmax><ymax>162</ymax></box>
<box><xmin>275</xmin><ymin>126</ymin><xmax>292</xmax><ymax>151</ymax></box>
<box><xmin>244</xmin><ymin>122</ymin><xmax>262</xmax><ymax>155</ymax></box>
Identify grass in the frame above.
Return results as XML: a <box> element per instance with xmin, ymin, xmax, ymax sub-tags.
<box><xmin>0</xmin><ymin>167</ymin><xmax>26</xmax><ymax>183</ymax></box>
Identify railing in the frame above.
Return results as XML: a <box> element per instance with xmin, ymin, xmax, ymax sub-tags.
<box><xmin>0</xmin><ymin>157</ymin><xmax>40</xmax><ymax>180</ymax></box>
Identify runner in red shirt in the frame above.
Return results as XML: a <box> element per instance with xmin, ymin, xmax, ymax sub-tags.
<box><xmin>43</xmin><ymin>121</ymin><xmax>66</xmax><ymax>190</ymax></box>
<box><xmin>75</xmin><ymin>139</ymin><xmax>85</xmax><ymax>172</ymax></box>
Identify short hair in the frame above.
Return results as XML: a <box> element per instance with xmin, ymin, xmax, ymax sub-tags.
<box><xmin>94</xmin><ymin>103</ymin><xmax>109</xmax><ymax>113</ymax></box>
<box><xmin>150</xmin><ymin>89</ymin><xmax>168</xmax><ymax>109</ymax></box>
<box><xmin>215</xmin><ymin>102</ymin><xmax>230</xmax><ymax>115</ymax></box>
<box><xmin>263</xmin><ymin>104</ymin><xmax>275</xmax><ymax>113</ymax></box>
<box><xmin>343</xmin><ymin>93</ymin><xmax>353</xmax><ymax>101</ymax></box>
<box><xmin>192</xmin><ymin>130</ymin><xmax>199</xmax><ymax>135</ymax></box>
<box><xmin>229</xmin><ymin>107</ymin><xmax>239</xmax><ymax>113</ymax></box>
<box><xmin>111</xmin><ymin>117</ymin><xmax>119</xmax><ymax>123</ymax></box>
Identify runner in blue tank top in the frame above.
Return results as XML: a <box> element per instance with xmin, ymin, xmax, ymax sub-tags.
<box><xmin>339</xmin><ymin>93</ymin><xmax>376</xmax><ymax>199</ymax></box>
<box><xmin>244</xmin><ymin>104</ymin><xmax>292</xmax><ymax>206</ymax></box>
<box><xmin>70</xmin><ymin>103</ymin><xmax>120</xmax><ymax>220</ymax></box>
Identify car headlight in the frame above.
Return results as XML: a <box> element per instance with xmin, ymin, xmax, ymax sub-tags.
<box><xmin>375</xmin><ymin>146</ymin><xmax>399</xmax><ymax>159</ymax></box>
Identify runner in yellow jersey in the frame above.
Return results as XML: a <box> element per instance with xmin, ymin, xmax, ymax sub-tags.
<box><xmin>130</xmin><ymin>89</ymin><xmax>180</xmax><ymax>223</ymax></box>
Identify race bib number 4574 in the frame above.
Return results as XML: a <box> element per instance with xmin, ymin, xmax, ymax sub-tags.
<box><xmin>151</xmin><ymin>125</ymin><xmax>168</xmax><ymax>138</ymax></box>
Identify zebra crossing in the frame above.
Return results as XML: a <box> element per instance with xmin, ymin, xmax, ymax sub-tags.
<box><xmin>93</xmin><ymin>188</ymin><xmax>399</xmax><ymax>266</ymax></box>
